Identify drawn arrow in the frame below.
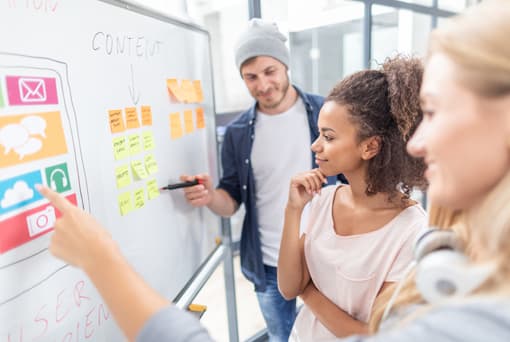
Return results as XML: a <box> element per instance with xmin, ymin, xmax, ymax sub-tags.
<box><xmin>128</xmin><ymin>64</ymin><xmax>140</xmax><ymax>105</ymax></box>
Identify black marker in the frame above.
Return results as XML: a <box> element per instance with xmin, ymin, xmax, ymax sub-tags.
<box><xmin>160</xmin><ymin>179</ymin><xmax>203</xmax><ymax>191</ymax></box>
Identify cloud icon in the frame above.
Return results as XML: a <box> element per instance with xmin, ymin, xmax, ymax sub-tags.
<box><xmin>1</xmin><ymin>181</ymin><xmax>34</xmax><ymax>208</ymax></box>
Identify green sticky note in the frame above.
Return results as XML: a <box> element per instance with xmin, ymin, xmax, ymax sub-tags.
<box><xmin>133</xmin><ymin>188</ymin><xmax>145</xmax><ymax>209</ymax></box>
<box><xmin>131</xmin><ymin>160</ymin><xmax>148</xmax><ymax>179</ymax></box>
<box><xmin>142</xmin><ymin>131</ymin><xmax>156</xmax><ymax>150</ymax></box>
<box><xmin>147</xmin><ymin>179</ymin><xmax>160</xmax><ymax>200</ymax></box>
<box><xmin>115</xmin><ymin>165</ymin><xmax>131</xmax><ymax>188</ymax></box>
<box><xmin>113</xmin><ymin>136</ymin><xmax>129</xmax><ymax>160</ymax></box>
<box><xmin>144</xmin><ymin>154</ymin><xmax>159</xmax><ymax>175</ymax></box>
<box><xmin>118</xmin><ymin>191</ymin><xmax>133</xmax><ymax>216</ymax></box>
<box><xmin>0</xmin><ymin>82</ymin><xmax>4</xmax><ymax>108</ymax></box>
<box><xmin>128</xmin><ymin>134</ymin><xmax>142</xmax><ymax>155</ymax></box>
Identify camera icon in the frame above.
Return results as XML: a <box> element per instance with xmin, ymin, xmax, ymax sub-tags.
<box><xmin>26</xmin><ymin>206</ymin><xmax>56</xmax><ymax>237</ymax></box>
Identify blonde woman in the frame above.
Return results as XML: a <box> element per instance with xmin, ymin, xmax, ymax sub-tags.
<box><xmin>36</xmin><ymin>0</ymin><xmax>510</xmax><ymax>341</ymax></box>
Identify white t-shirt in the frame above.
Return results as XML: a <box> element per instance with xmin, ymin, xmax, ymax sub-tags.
<box><xmin>251</xmin><ymin>97</ymin><xmax>311</xmax><ymax>266</ymax></box>
<box><xmin>291</xmin><ymin>185</ymin><xmax>427</xmax><ymax>341</ymax></box>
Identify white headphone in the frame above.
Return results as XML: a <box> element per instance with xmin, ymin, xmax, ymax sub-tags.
<box><xmin>382</xmin><ymin>228</ymin><xmax>494</xmax><ymax>321</ymax></box>
<box><xmin>49</xmin><ymin>168</ymin><xmax>68</xmax><ymax>190</ymax></box>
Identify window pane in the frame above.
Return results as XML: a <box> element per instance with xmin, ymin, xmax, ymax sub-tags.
<box><xmin>438</xmin><ymin>0</ymin><xmax>476</xmax><ymax>12</ymax></box>
<box><xmin>398</xmin><ymin>0</ymin><xmax>433</xmax><ymax>6</ymax></box>
<box><xmin>371</xmin><ymin>5</ymin><xmax>432</xmax><ymax>68</ymax></box>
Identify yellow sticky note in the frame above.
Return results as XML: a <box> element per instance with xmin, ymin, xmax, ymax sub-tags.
<box><xmin>133</xmin><ymin>188</ymin><xmax>145</xmax><ymax>209</ymax></box>
<box><xmin>193</xmin><ymin>80</ymin><xmax>204</xmax><ymax>103</ymax></box>
<box><xmin>142</xmin><ymin>131</ymin><xmax>156</xmax><ymax>150</ymax></box>
<box><xmin>147</xmin><ymin>179</ymin><xmax>160</xmax><ymax>200</ymax></box>
<box><xmin>196</xmin><ymin>107</ymin><xmax>205</xmax><ymax>129</ymax></box>
<box><xmin>170</xmin><ymin>112</ymin><xmax>183</xmax><ymax>139</ymax></box>
<box><xmin>109</xmin><ymin>109</ymin><xmax>125</xmax><ymax>133</ymax></box>
<box><xmin>184</xmin><ymin>109</ymin><xmax>194</xmax><ymax>134</ymax></box>
<box><xmin>144</xmin><ymin>154</ymin><xmax>159</xmax><ymax>175</ymax></box>
<box><xmin>125</xmin><ymin>107</ymin><xmax>140</xmax><ymax>129</ymax></box>
<box><xmin>118</xmin><ymin>191</ymin><xmax>133</xmax><ymax>216</ymax></box>
<box><xmin>167</xmin><ymin>78</ymin><xmax>184</xmax><ymax>102</ymax></box>
<box><xmin>131</xmin><ymin>160</ymin><xmax>148</xmax><ymax>179</ymax></box>
<box><xmin>113</xmin><ymin>136</ymin><xmax>129</xmax><ymax>160</ymax></box>
<box><xmin>115</xmin><ymin>165</ymin><xmax>131</xmax><ymax>189</ymax></box>
<box><xmin>128</xmin><ymin>134</ymin><xmax>142</xmax><ymax>155</ymax></box>
<box><xmin>141</xmin><ymin>106</ymin><xmax>153</xmax><ymax>126</ymax></box>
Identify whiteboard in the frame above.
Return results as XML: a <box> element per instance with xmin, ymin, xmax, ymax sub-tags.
<box><xmin>0</xmin><ymin>1</ymin><xmax>220</xmax><ymax>340</ymax></box>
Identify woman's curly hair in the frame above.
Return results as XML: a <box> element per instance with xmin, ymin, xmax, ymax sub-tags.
<box><xmin>325</xmin><ymin>55</ymin><xmax>428</xmax><ymax>202</ymax></box>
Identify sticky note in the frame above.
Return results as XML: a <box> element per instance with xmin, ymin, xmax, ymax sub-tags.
<box><xmin>147</xmin><ymin>179</ymin><xmax>160</xmax><ymax>200</ymax></box>
<box><xmin>167</xmin><ymin>78</ymin><xmax>184</xmax><ymax>102</ymax></box>
<box><xmin>184</xmin><ymin>109</ymin><xmax>194</xmax><ymax>134</ymax></box>
<box><xmin>142</xmin><ymin>131</ymin><xmax>156</xmax><ymax>150</ymax></box>
<box><xmin>125</xmin><ymin>107</ymin><xmax>140</xmax><ymax>129</ymax></box>
<box><xmin>118</xmin><ymin>191</ymin><xmax>133</xmax><ymax>216</ymax></box>
<box><xmin>144</xmin><ymin>154</ymin><xmax>159</xmax><ymax>174</ymax></box>
<box><xmin>115</xmin><ymin>165</ymin><xmax>131</xmax><ymax>188</ymax></box>
<box><xmin>128</xmin><ymin>134</ymin><xmax>142</xmax><ymax>155</ymax></box>
<box><xmin>141</xmin><ymin>106</ymin><xmax>153</xmax><ymax>126</ymax></box>
<box><xmin>109</xmin><ymin>109</ymin><xmax>125</xmax><ymax>133</ymax></box>
<box><xmin>113</xmin><ymin>136</ymin><xmax>128</xmax><ymax>160</ymax></box>
<box><xmin>170</xmin><ymin>112</ymin><xmax>183</xmax><ymax>139</ymax></box>
<box><xmin>193</xmin><ymin>80</ymin><xmax>204</xmax><ymax>103</ymax></box>
<box><xmin>0</xmin><ymin>83</ymin><xmax>4</xmax><ymax>108</ymax></box>
<box><xmin>196</xmin><ymin>107</ymin><xmax>205</xmax><ymax>129</ymax></box>
<box><xmin>131</xmin><ymin>160</ymin><xmax>148</xmax><ymax>179</ymax></box>
<box><xmin>181</xmin><ymin>80</ymin><xmax>196</xmax><ymax>103</ymax></box>
<box><xmin>133</xmin><ymin>188</ymin><xmax>145</xmax><ymax>209</ymax></box>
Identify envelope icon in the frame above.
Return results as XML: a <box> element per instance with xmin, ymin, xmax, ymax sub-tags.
<box><xmin>18</xmin><ymin>78</ymin><xmax>47</xmax><ymax>102</ymax></box>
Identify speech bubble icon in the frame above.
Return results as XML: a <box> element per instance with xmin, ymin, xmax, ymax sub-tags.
<box><xmin>14</xmin><ymin>137</ymin><xmax>42</xmax><ymax>159</ymax></box>
<box><xmin>20</xmin><ymin>116</ymin><xmax>47</xmax><ymax>138</ymax></box>
<box><xmin>0</xmin><ymin>124</ymin><xmax>29</xmax><ymax>155</ymax></box>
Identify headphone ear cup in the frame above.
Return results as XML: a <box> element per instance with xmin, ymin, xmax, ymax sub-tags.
<box><xmin>62</xmin><ymin>175</ymin><xmax>68</xmax><ymax>187</ymax></box>
<box><xmin>50</xmin><ymin>179</ymin><xmax>57</xmax><ymax>190</ymax></box>
<box><xmin>414</xmin><ymin>229</ymin><xmax>461</xmax><ymax>261</ymax></box>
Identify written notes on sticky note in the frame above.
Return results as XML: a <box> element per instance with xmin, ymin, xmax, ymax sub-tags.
<box><xmin>109</xmin><ymin>109</ymin><xmax>125</xmax><ymax>133</ymax></box>
<box><xmin>196</xmin><ymin>107</ymin><xmax>205</xmax><ymax>129</ymax></box>
<box><xmin>113</xmin><ymin>136</ymin><xmax>129</xmax><ymax>160</ymax></box>
<box><xmin>115</xmin><ymin>165</ymin><xmax>131</xmax><ymax>188</ymax></box>
<box><xmin>131</xmin><ymin>160</ymin><xmax>148</xmax><ymax>179</ymax></box>
<box><xmin>128</xmin><ymin>134</ymin><xmax>142</xmax><ymax>155</ymax></box>
<box><xmin>144</xmin><ymin>154</ymin><xmax>158</xmax><ymax>174</ymax></box>
<box><xmin>184</xmin><ymin>109</ymin><xmax>194</xmax><ymax>134</ymax></box>
<box><xmin>125</xmin><ymin>107</ymin><xmax>140</xmax><ymax>129</ymax></box>
<box><xmin>141</xmin><ymin>106</ymin><xmax>153</xmax><ymax>126</ymax></box>
<box><xmin>133</xmin><ymin>188</ymin><xmax>145</xmax><ymax>209</ymax></box>
<box><xmin>170</xmin><ymin>112</ymin><xmax>183</xmax><ymax>139</ymax></box>
<box><xmin>193</xmin><ymin>80</ymin><xmax>204</xmax><ymax>103</ymax></box>
<box><xmin>147</xmin><ymin>179</ymin><xmax>160</xmax><ymax>200</ymax></box>
<box><xmin>118</xmin><ymin>191</ymin><xmax>133</xmax><ymax>216</ymax></box>
<box><xmin>142</xmin><ymin>131</ymin><xmax>155</xmax><ymax>150</ymax></box>
<box><xmin>167</xmin><ymin>78</ymin><xmax>184</xmax><ymax>102</ymax></box>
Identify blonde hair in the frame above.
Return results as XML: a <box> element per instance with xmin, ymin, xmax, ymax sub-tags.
<box><xmin>370</xmin><ymin>0</ymin><xmax>510</xmax><ymax>332</ymax></box>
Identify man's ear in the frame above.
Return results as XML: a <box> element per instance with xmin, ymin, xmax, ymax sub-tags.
<box><xmin>361</xmin><ymin>136</ymin><xmax>381</xmax><ymax>160</ymax></box>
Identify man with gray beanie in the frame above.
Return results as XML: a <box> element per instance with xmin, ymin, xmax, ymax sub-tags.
<box><xmin>181</xmin><ymin>18</ymin><xmax>341</xmax><ymax>341</ymax></box>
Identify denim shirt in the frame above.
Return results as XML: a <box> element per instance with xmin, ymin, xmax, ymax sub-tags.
<box><xmin>217</xmin><ymin>86</ymin><xmax>340</xmax><ymax>291</ymax></box>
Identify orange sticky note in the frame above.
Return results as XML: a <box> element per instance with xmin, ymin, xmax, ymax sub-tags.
<box><xmin>109</xmin><ymin>109</ymin><xmax>125</xmax><ymax>133</ymax></box>
<box><xmin>193</xmin><ymin>80</ymin><xmax>204</xmax><ymax>103</ymax></box>
<box><xmin>169</xmin><ymin>112</ymin><xmax>183</xmax><ymax>139</ymax></box>
<box><xmin>181</xmin><ymin>80</ymin><xmax>196</xmax><ymax>103</ymax></box>
<box><xmin>125</xmin><ymin>107</ymin><xmax>140</xmax><ymax>129</ymax></box>
<box><xmin>167</xmin><ymin>78</ymin><xmax>184</xmax><ymax>102</ymax></box>
<box><xmin>196</xmin><ymin>107</ymin><xmax>205</xmax><ymax>129</ymax></box>
<box><xmin>184</xmin><ymin>109</ymin><xmax>194</xmax><ymax>134</ymax></box>
<box><xmin>141</xmin><ymin>106</ymin><xmax>153</xmax><ymax>126</ymax></box>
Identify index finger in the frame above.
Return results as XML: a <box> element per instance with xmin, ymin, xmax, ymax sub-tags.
<box><xmin>36</xmin><ymin>184</ymin><xmax>74</xmax><ymax>212</ymax></box>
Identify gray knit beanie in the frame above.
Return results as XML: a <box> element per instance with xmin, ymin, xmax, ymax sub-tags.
<box><xmin>234</xmin><ymin>18</ymin><xmax>289</xmax><ymax>71</ymax></box>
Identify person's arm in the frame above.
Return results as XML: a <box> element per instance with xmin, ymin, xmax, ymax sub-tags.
<box><xmin>180</xmin><ymin>174</ymin><xmax>239</xmax><ymax>217</ymax></box>
<box><xmin>278</xmin><ymin>169</ymin><xmax>327</xmax><ymax>299</ymax></box>
<box><xmin>300</xmin><ymin>282</ymin><xmax>369</xmax><ymax>337</ymax></box>
<box><xmin>37</xmin><ymin>185</ymin><xmax>210</xmax><ymax>342</ymax></box>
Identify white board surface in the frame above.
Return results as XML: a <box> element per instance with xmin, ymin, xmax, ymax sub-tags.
<box><xmin>0</xmin><ymin>1</ymin><xmax>220</xmax><ymax>340</ymax></box>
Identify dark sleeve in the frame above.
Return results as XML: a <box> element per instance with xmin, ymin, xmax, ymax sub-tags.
<box><xmin>217</xmin><ymin>127</ymin><xmax>242</xmax><ymax>205</ymax></box>
<box><xmin>340</xmin><ymin>304</ymin><xmax>510</xmax><ymax>342</ymax></box>
<box><xmin>136</xmin><ymin>306</ymin><xmax>214</xmax><ymax>342</ymax></box>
